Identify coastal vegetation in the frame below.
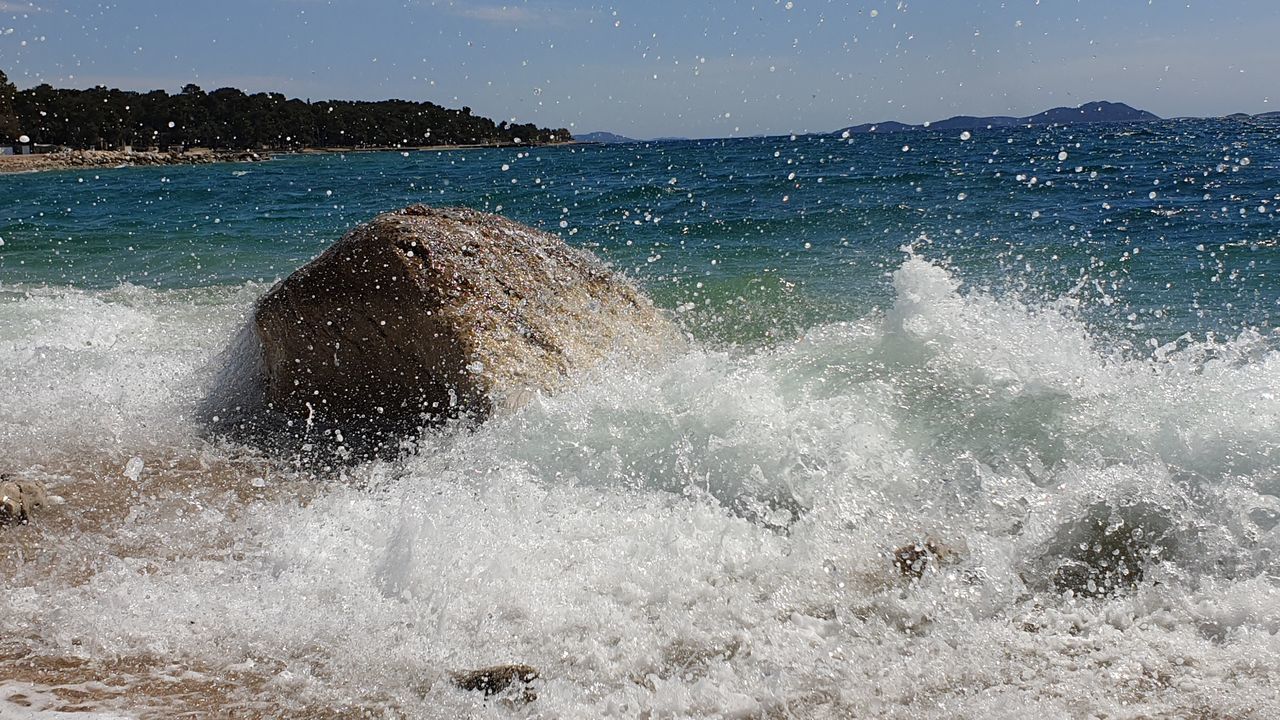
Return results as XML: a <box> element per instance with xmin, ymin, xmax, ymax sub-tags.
<box><xmin>0</xmin><ymin>70</ymin><xmax>570</xmax><ymax>150</ymax></box>
<box><xmin>0</xmin><ymin>70</ymin><xmax>20</xmax><ymax>141</ymax></box>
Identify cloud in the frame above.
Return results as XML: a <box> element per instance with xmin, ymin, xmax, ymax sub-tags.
<box><xmin>0</xmin><ymin>1</ymin><xmax>45</xmax><ymax>12</ymax></box>
<box><xmin>450</xmin><ymin>4</ymin><xmax>540</xmax><ymax>24</ymax></box>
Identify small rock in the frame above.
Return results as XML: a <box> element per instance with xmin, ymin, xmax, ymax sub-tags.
<box><xmin>1027</xmin><ymin>503</ymin><xmax>1175</xmax><ymax>600</ymax></box>
<box><xmin>123</xmin><ymin>456</ymin><xmax>146</xmax><ymax>482</ymax></box>
<box><xmin>892</xmin><ymin>537</ymin><xmax>959</xmax><ymax>579</ymax></box>
<box><xmin>450</xmin><ymin>664</ymin><xmax>539</xmax><ymax>701</ymax></box>
<box><xmin>1051</xmin><ymin>521</ymin><xmax>1156</xmax><ymax>598</ymax></box>
<box><xmin>0</xmin><ymin>475</ymin><xmax>48</xmax><ymax>525</ymax></box>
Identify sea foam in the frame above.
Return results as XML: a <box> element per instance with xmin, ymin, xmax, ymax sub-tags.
<box><xmin>2</xmin><ymin>257</ymin><xmax>1279</xmax><ymax>717</ymax></box>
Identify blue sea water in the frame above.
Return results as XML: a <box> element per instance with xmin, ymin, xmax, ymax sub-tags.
<box><xmin>4</xmin><ymin>120</ymin><xmax>1278</xmax><ymax>342</ymax></box>
<box><xmin>2</xmin><ymin>120</ymin><xmax>1279</xmax><ymax>717</ymax></box>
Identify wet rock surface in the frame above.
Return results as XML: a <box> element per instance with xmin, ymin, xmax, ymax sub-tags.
<box><xmin>0</xmin><ymin>475</ymin><xmax>47</xmax><ymax>525</ymax></box>
<box><xmin>0</xmin><ymin>149</ymin><xmax>265</xmax><ymax>174</ymax></box>
<box><xmin>450</xmin><ymin>664</ymin><xmax>540</xmax><ymax>701</ymax></box>
<box><xmin>1048</xmin><ymin>510</ymin><xmax>1166</xmax><ymax>598</ymax></box>
<box><xmin>891</xmin><ymin>538</ymin><xmax>961</xmax><ymax>579</ymax></box>
<box><xmin>228</xmin><ymin>204</ymin><xmax>679</xmax><ymax>455</ymax></box>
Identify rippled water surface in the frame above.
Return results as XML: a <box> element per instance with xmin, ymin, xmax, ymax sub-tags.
<box><xmin>2</xmin><ymin>121</ymin><xmax>1279</xmax><ymax>718</ymax></box>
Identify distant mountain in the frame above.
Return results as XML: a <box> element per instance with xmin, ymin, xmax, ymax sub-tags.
<box><xmin>1200</xmin><ymin>111</ymin><xmax>1279</xmax><ymax>121</ymax></box>
<box><xmin>576</xmin><ymin>131</ymin><xmax>636</xmax><ymax>144</ymax></box>
<box><xmin>840</xmin><ymin>120</ymin><xmax>916</xmax><ymax>134</ymax></box>
<box><xmin>1023</xmin><ymin>101</ymin><xmax>1158</xmax><ymax>125</ymax></box>
<box><xmin>927</xmin><ymin>115</ymin><xmax>1020</xmax><ymax>130</ymax></box>
<box><xmin>836</xmin><ymin>101</ymin><xmax>1160</xmax><ymax>135</ymax></box>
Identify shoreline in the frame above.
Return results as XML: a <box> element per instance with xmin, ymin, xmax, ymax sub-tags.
<box><xmin>289</xmin><ymin>140</ymin><xmax>580</xmax><ymax>154</ymax></box>
<box><xmin>0</xmin><ymin>141</ymin><xmax>582</xmax><ymax>175</ymax></box>
<box><xmin>0</xmin><ymin>149</ymin><xmax>268</xmax><ymax>175</ymax></box>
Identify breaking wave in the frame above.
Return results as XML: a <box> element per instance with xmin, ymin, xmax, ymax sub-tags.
<box><xmin>2</xmin><ymin>256</ymin><xmax>1279</xmax><ymax>717</ymax></box>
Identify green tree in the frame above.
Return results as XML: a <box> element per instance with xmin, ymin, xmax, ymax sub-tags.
<box><xmin>1</xmin><ymin>69</ymin><xmax>573</xmax><ymax>150</ymax></box>
<box><xmin>0</xmin><ymin>69</ymin><xmax>19</xmax><ymax>141</ymax></box>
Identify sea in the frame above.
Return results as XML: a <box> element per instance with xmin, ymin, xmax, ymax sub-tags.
<box><xmin>2</xmin><ymin>120</ymin><xmax>1279</xmax><ymax>718</ymax></box>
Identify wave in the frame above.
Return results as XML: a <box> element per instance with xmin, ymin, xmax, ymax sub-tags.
<box><xmin>2</xmin><ymin>257</ymin><xmax>1278</xmax><ymax>717</ymax></box>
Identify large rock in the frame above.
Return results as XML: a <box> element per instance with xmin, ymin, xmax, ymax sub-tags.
<box><xmin>236</xmin><ymin>205</ymin><xmax>678</xmax><ymax>454</ymax></box>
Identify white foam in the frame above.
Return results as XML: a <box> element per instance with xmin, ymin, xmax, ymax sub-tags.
<box><xmin>0</xmin><ymin>681</ymin><xmax>135</xmax><ymax>719</ymax></box>
<box><xmin>3</xmin><ymin>259</ymin><xmax>1279</xmax><ymax>716</ymax></box>
<box><xmin>0</xmin><ymin>284</ymin><xmax>260</xmax><ymax>462</ymax></box>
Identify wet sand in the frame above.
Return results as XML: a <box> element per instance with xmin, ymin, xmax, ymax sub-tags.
<box><xmin>0</xmin><ymin>451</ymin><xmax>363</xmax><ymax>718</ymax></box>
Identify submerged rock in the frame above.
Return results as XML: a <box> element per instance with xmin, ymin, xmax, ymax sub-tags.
<box><xmin>219</xmin><ymin>205</ymin><xmax>679</xmax><ymax>455</ymax></box>
<box><xmin>891</xmin><ymin>538</ymin><xmax>961</xmax><ymax>579</ymax></box>
<box><xmin>0</xmin><ymin>475</ymin><xmax>47</xmax><ymax>525</ymax></box>
<box><xmin>1048</xmin><ymin>510</ymin><xmax>1165</xmax><ymax>599</ymax></box>
<box><xmin>451</xmin><ymin>664</ymin><xmax>540</xmax><ymax>701</ymax></box>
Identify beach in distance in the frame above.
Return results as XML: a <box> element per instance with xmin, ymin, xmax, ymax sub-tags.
<box><xmin>0</xmin><ymin>141</ymin><xmax>587</xmax><ymax>175</ymax></box>
<box><xmin>2</xmin><ymin>115</ymin><xmax>1279</xmax><ymax>716</ymax></box>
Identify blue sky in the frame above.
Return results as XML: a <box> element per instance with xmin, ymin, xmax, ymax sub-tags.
<box><xmin>1</xmin><ymin>0</ymin><xmax>1275</xmax><ymax>138</ymax></box>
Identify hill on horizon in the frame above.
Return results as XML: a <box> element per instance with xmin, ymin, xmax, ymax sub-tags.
<box><xmin>837</xmin><ymin>101</ymin><xmax>1160</xmax><ymax>135</ymax></box>
<box><xmin>576</xmin><ymin>131</ymin><xmax>636</xmax><ymax>144</ymax></box>
<box><xmin>576</xmin><ymin>131</ymin><xmax>694</xmax><ymax>143</ymax></box>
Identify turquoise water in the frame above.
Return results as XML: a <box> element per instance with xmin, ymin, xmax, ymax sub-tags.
<box><xmin>2</xmin><ymin>120</ymin><xmax>1280</xmax><ymax>718</ymax></box>
<box><xmin>5</xmin><ymin>119</ymin><xmax>1278</xmax><ymax>344</ymax></box>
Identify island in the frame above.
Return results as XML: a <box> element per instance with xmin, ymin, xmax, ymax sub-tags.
<box><xmin>836</xmin><ymin>100</ymin><xmax>1160</xmax><ymax>135</ymax></box>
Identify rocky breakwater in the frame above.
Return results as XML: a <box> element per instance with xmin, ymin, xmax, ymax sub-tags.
<box><xmin>0</xmin><ymin>148</ymin><xmax>266</xmax><ymax>174</ymax></box>
<box><xmin>213</xmin><ymin>205</ymin><xmax>681</xmax><ymax>457</ymax></box>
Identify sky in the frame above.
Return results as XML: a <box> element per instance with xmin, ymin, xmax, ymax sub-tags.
<box><xmin>0</xmin><ymin>0</ymin><xmax>1276</xmax><ymax>139</ymax></box>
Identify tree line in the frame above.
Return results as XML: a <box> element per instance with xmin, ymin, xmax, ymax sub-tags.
<box><xmin>0</xmin><ymin>70</ymin><xmax>571</xmax><ymax>150</ymax></box>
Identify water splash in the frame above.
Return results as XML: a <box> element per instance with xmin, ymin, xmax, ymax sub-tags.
<box><xmin>2</xmin><ymin>256</ymin><xmax>1278</xmax><ymax>717</ymax></box>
